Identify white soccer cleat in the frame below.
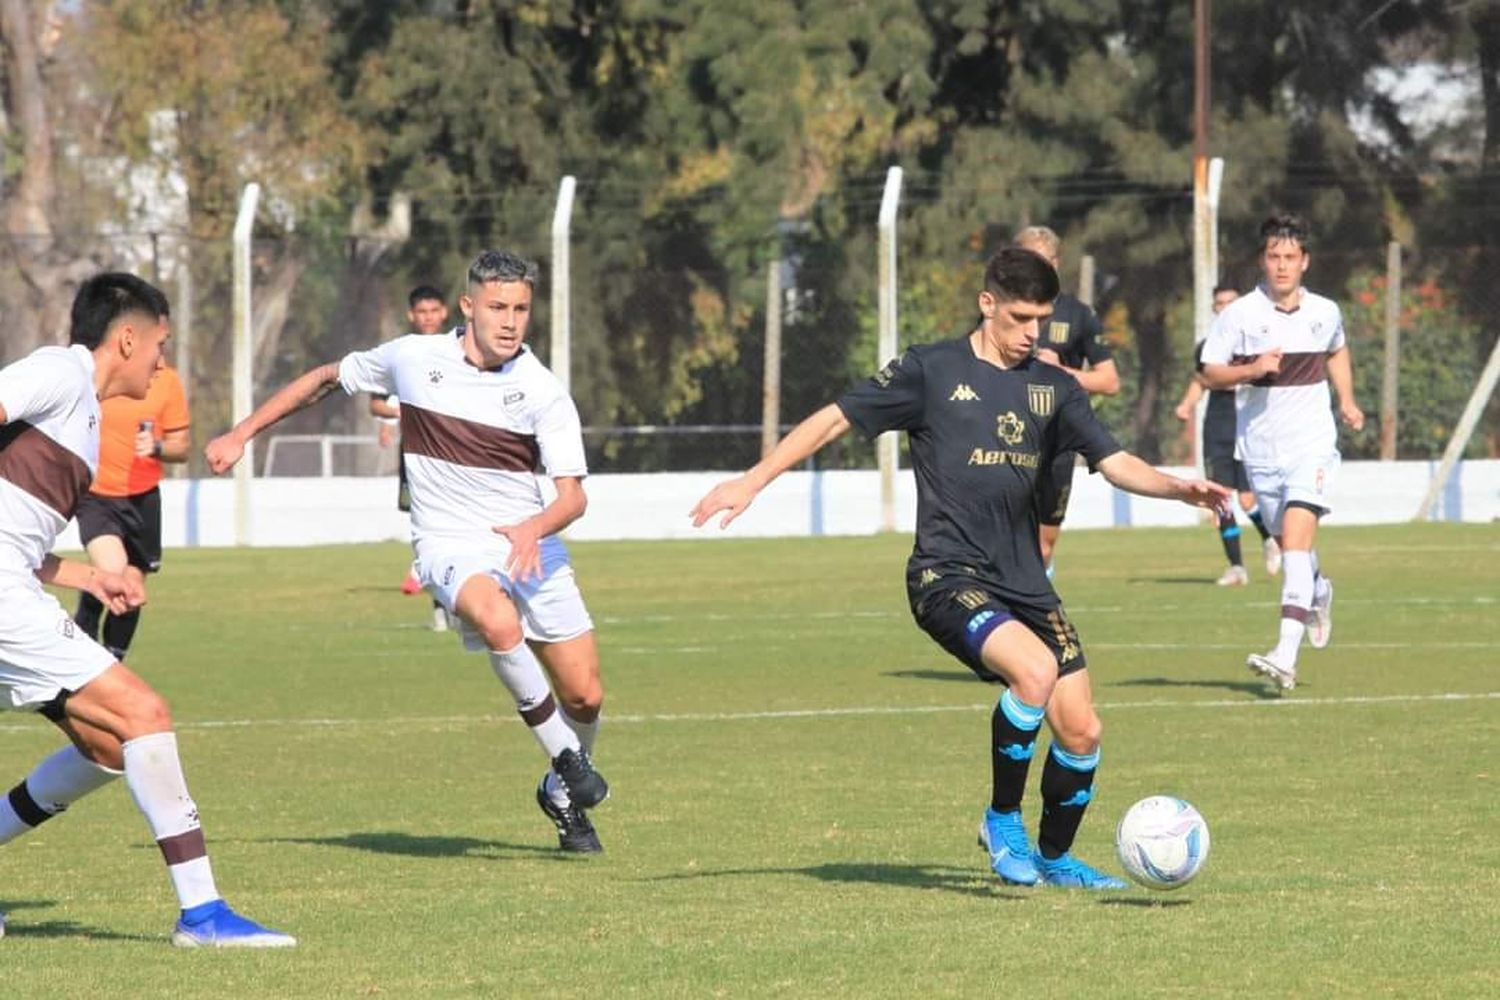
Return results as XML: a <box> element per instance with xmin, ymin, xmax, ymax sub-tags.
<box><xmin>1247</xmin><ymin>651</ymin><xmax>1296</xmax><ymax>691</ymax></box>
<box><xmin>1216</xmin><ymin>565</ymin><xmax>1249</xmax><ymax>587</ymax></box>
<box><xmin>430</xmin><ymin>606</ymin><xmax>450</xmax><ymax>632</ymax></box>
<box><xmin>1263</xmin><ymin>537</ymin><xmax>1282</xmax><ymax>576</ymax></box>
<box><xmin>1308</xmin><ymin>578</ymin><xmax>1334</xmax><ymax>650</ymax></box>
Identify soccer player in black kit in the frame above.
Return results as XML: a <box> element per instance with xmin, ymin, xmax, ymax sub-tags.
<box><xmin>1013</xmin><ymin>226</ymin><xmax>1119</xmax><ymax>577</ymax></box>
<box><xmin>691</xmin><ymin>247</ymin><xmax>1228</xmax><ymax>889</ymax></box>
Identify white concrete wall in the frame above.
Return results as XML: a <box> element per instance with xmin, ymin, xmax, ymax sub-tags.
<box><xmin>53</xmin><ymin>459</ymin><xmax>1500</xmax><ymax>550</ymax></box>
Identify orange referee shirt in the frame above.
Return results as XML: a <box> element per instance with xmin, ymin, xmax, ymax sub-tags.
<box><xmin>91</xmin><ymin>365</ymin><xmax>190</xmax><ymax>498</ymax></box>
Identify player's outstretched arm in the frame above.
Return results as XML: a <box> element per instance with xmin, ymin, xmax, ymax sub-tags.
<box><xmin>204</xmin><ymin>362</ymin><xmax>342</xmax><ymax>474</ymax></box>
<box><xmin>1097</xmin><ymin>451</ymin><xmax>1231</xmax><ymax>515</ymax></box>
<box><xmin>690</xmin><ymin>403</ymin><xmax>851</xmax><ymax>529</ymax></box>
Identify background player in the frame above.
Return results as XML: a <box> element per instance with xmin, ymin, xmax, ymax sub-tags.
<box><xmin>1200</xmin><ymin>214</ymin><xmax>1365</xmax><ymax>691</ymax></box>
<box><xmin>0</xmin><ymin>272</ymin><xmax>293</xmax><ymax>946</ymax></box>
<box><xmin>205</xmin><ymin>250</ymin><xmax>611</xmax><ymax>854</ymax></box>
<box><xmin>692</xmin><ymin>247</ymin><xmax>1228</xmax><ymax>889</ymax></box>
<box><xmin>1012</xmin><ymin>226</ymin><xmax>1120</xmax><ymax>577</ymax></box>
<box><xmin>371</xmin><ymin>284</ymin><xmax>453</xmax><ymax>629</ymax></box>
<box><xmin>72</xmin><ymin>362</ymin><xmax>190</xmax><ymax>658</ymax></box>
<box><xmin>1173</xmin><ymin>285</ymin><xmax>1279</xmax><ymax>585</ymax></box>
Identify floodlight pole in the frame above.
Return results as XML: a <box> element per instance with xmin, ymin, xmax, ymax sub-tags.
<box><xmin>231</xmin><ymin>182</ymin><xmax>260</xmax><ymax>546</ymax></box>
<box><xmin>551</xmin><ymin>175</ymin><xmax>576</xmax><ymax>393</ymax></box>
<box><xmin>877</xmin><ymin>166</ymin><xmax>903</xmax><ymax>532</ymax></box>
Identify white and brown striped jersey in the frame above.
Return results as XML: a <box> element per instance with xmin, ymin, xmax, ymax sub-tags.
<box><xmin>338</xmin><ymin>330</ymin><xmax>587</xmax><ymax>544</ymax></box>
<box><xmin>1200</xmin><ymin>285</ymin><xmax>1346</xmax><ymax>465</ymax></box>
<box><xmin>0</xmin><ymin>346</ymin><xmax>101</xmax><ymax>575</ymax></box>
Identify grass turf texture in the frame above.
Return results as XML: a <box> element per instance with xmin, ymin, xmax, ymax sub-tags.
<box><xmin>3</xmin><ymin>522</ymin><xmax>1496</xmax><ymax>998</ymax></box>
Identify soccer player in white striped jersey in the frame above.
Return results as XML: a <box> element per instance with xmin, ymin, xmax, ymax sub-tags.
<box><xmin>1200</xmin><ymin>214</ymin><xmax>1365</xmax><ymax>691</ymax></box>
<box><xmin>205</xmin><ymin>250</ymin><xmax>610</xmax><ymax>852</ymax></box>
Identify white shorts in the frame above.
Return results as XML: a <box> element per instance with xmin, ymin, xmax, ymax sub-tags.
<box><xmin>414</xmin><ymin>536</ymin><xmax>594</xmax><ymax>652</ymax></box>
<box><xmin>0</xmin><ymin>574</ymin><xmax>117</xmax><ymax>712</ymax></box>
<box><xmin>1244</xmin><ymin>452</ymin><xmax>1340</xmax><ymax>536</ymax></box>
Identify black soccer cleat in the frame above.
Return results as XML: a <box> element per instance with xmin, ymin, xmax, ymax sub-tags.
<box><xmin>550</xmin><ymin>747</ymin><xmax>609</xmax><ymax>809</ymax></box>
<box><xmin>536</xmin><ymin>782</ymin><xmax>603</xmax><ymax>853</ymax></box>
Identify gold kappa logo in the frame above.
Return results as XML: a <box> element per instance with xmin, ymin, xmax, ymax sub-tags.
<box><xmin>949</xmin><ymin>383</ymin><xmax>980</xmax><ymax>402</ymax></box>
<box><xmin>1027</xmin><ymin>384</ymin><xmax>1054</xmax><ymax>417</ymax></box>
<box><xmin>918</xmin><ymin>568</ymin><xmax>940</xmax><ymax>587</ymax></box>
<box><xmin>995</xmin><ymin>411</ymin><xmax>1025</xmax><ymax>446</ymax></box>
<box><xmin>1048</xmin><ymin>321</ymin><xmax>1070</xmax><ymax>344</ymax></box>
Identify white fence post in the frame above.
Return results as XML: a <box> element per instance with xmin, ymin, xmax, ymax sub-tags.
<box><xmin>551</xmin><ymin>175</ymin><xmax>577</xmax><ymax>392</ymax></box>
<box><xmin>877</xmin><ymin>166</ymin><xmax>903</xmax><ymax>532</ymax></box>
<box><xmin>1415</xmin><ymin>334</ymin><xmax>1500</xmax><ymax>520</ymax></box>
<box><xmin>231</xmin><ymin>182</ymin><xmax>261</xmax><ymax>546</ymax></box>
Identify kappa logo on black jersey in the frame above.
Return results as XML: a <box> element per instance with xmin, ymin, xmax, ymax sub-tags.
<box><xmin>995</xmin><ymin>411</ymin><xmax>1026</xmax><ymax>446</ymax></box>
<box><xmin>1027</xmin><ymin>383</ymin><xmax>1054</xmax><ymax>417</ymax></box>
<box><xmin>428</xmin><ymin>369</ymin><xmax>444</xmax><ymax>385</ymax></box>
<box><xmin>949</xmin><ymin>383</ymin><xmax>980</xmax><ymax>402</ymax></box>
<box><xmin>1048</xmin><ymin>321</ymin><xmax>1070</xmax><ymax>344</ymax></box>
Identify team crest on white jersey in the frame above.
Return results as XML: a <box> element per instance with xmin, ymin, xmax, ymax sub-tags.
<box><xmin>1027</xmin><ymin>383</ymin><xmax>1054</xmax><ymax>417</ymax></box>
<box><xmin>503</xmin><ymin>390</ymin><xmax>526</xmax><ymax>412</ymax></box>
<box><xmin>949</xmin><ymin>383</ymin><xmax>980</xmax><ymax>402</ymax></box>
<box><xmin>996</xmin><ymin>411</ymin><xmax>1025</xmax><ymax>446</ymax></box>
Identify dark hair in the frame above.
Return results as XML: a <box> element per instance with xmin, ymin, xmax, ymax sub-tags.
<box><xmin>1212</xmin><ymin>284</ymin><xmax>1238</xmax><ymax>297</ymax></box>
<box><xmin>69</xmin><ymin>272</ymin><xmax>170</xmax><ymax>350</ymax></box>
<box><xmin>408</xmin><ymin>284</ymin><xmax>446</xmax><ymax>309</ymax></box>
<box><xmin>983</xmin><ymin>246</ymin><xmax>1059</xmax><ymax>304</ymax></box>
<box><xmin>468</xmin><ymin>249</ymin><xmax>538</xmax><ymax>289</ymax></box>
<box><xmin>1259</xmin><ymin>213</ymin><xmax>1310</xmax><ymax>252</ymax></box>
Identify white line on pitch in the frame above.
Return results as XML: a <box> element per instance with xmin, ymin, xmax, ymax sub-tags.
<box><xmin>1</xmin><ymin>690</ymin><xmax>1494</xmax><ymax>736</ymax></box>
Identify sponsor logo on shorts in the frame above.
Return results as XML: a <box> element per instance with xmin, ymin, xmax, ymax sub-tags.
<box><xmin>918</xmin><ymin>568</ymin><xmax>939</xmax><ymax>587</ymax></box>
<box><xmin>966</xmin><ymin>610</ymin><xmax>996</xmax><ymax>634</ymax></box>
<box><xmin>442</xmin><ymin>565</ymin><xmax>455</xmax><ymax>586</ymax></box>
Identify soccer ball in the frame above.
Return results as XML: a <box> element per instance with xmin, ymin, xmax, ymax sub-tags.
<box><xmin>1115</xmin><ymin>795</ymin><xmax>1211</xmax><ymax>890</ymax></box>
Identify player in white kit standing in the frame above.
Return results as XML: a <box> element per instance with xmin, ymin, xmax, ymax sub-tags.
<box><xmin>205</xmin><ymin>250</ymin><xmax>610</xmax><ymax>851</ymax></box>
<box><xmin>1200</xmin><ymin>214</ymin><xmax>1365</xmax><ymax>691</ymax></box>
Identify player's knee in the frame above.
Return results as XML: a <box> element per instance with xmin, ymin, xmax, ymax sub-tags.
<box><xmin>1008</xmin><ymin>663</ymin><xmax>1057</xmax><ymax>705</ymax></box>
<box><xmin>1053</xmin><ymin>712</ymin><xmax>1102</xmax><ymax>754</ymax></box>
<box><xmin>471</xmin><ymin>614</ymin><xmax>525</xmax><ymax>651</ymax></box>
<box><xmin>119</xmin><ymin>689</ymin><xmax>174</xmax><ymax>739</ymax></box>
<box><xmin>558</xmin><ymin>683</ymin><xmax>603</xmax><ymax>721</ymax></box>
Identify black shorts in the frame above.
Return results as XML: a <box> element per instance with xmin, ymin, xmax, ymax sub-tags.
<box><xmin>1036</xmin><ymin>451</ymin><xmax>1076</xmax><ymax>527</ymax></box>
<box><xmin>1204</xmin><ymin>452</ymin><xmax>1250</xmax><ymax>493</ymax></box>
<box><xmin>75</xmin><ymin>488</ymin><xmax>162</xmax><ymax>573</ymax></box>
<box><xmin>909</xmin><ymin>576</ymin><xmax>1088</xmax><ymax>683</ymax></box>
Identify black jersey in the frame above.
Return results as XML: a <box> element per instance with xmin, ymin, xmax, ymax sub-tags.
<box><xmin>1042</xmin><ymin>293</ymin><xmax>1111</xmax><ymax>371</ymax></box>
<box><xmin>837</xmin><ymin>337</ymin><xmax>1122</xmax><ymax>602</ymax></box>
<box><xmin>1193</xmin><ymin>341</ymin><xmax>1236</xmax><ymax>454</ymax></box>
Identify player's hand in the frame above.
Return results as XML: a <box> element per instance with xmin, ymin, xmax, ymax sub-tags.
<box><xmin>1035</xmin><ymin>348</ymin><xmax>1062</xmax><ymax>367</ymax></box>
<box><xmin>1173</xmin><ymin>401</ymin><xmax>1193</xmax><ymax>422</ymax></box>
<box><xmin>690</xmin><ymin>475</ymin><xmax>759</xmax><ymax>529</ymax></box>
<box><xmin>494</xmin><ymin>522</ymin><xmax>544</xmax><ymax>582</ymax></box>
<box><xmin>133</xmin><ymin>427</ymin><xmax>156</xmax><ymax>458</ymax></box>
<box><xmin>1255</xmin><ymin>348</ymin><xmax>1283</xmax><ymax>378</ymax></box>
<box><xmin>204</xmin><ymin>434</ymin><xmax>244</xmax><ymax>474</ymax></box>
<box><xmin>377</xmin><ymin>423</ymin><xmax>396</xmax><ymax>448</ymax></box>
<box><xmin>1340</xmin><ymin>400</ymin><xmax>1365</xmax><ymax>432</ymax></box>
<box><xmin>90</xmin><ymin>569</ymin><xmax>145</xmax><ymax>616</ymax></box>
<box><xmin>1179</xmin><ymin>478</ymin><xmax>1233</xmax><ymax>518</ymax></box>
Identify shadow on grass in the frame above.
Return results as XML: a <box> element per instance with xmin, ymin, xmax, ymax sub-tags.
<box><xmin>269</xmin><ymin>831</ymin><xmax>567</xmax><ymax>861</ymax></box>
<box><xmin>1</xmin><ymin>903</ymin><xmax>157</xmax><ymax>942</ymax></box>
<box><xmin>1097</xmin><ymin>897</ymin><xmax>1193</xmax><ymax>908</ymax></box>
<box><xmin>645</xmin><ymin>862</ymin><xmax>1026</xmax><ymax>900</ymax></box>
<box><xmin>883</xmin><ymin>668</ymin><xmax>979</xmax><ymax>683</ymax></box>
<box><xmin>1114</xmin><ymin>676</ymin><xmax>1281</xmax><ymax>699</ymax></box>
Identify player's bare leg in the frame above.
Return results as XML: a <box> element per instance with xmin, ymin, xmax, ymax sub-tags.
<box><xmin>530</xmin><ymin>633</ymin><xmax>606</xmax><ymax>852</ymax></box>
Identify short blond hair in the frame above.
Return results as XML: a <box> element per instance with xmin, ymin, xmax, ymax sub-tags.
<box><xmin>1014</xmin><ymin>225</ymin><xmax>1061</xmax><ymax>260</ymax></box>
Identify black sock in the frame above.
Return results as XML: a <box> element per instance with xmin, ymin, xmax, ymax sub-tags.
<box><xmin>101</xmin><ymin>608</ymin><xmax>142</xmax><ymax>661</ymax></box>
<box><xmin>990</xmin><ymin>690</ymin><xmax>1044</xmax><ymax>813</ymax></box>
<box><xmin>74</xmin><ymin>592</ymin><xmax>104</xmax><ymax>641</ymax></box>
<box><xmin>1218</xmin><ymin>509</ymin><xmax>1244</xmax><ymax>567</ymax></box>
<box><xmin>1247</xmin><ymin>508</ymin><xmax>1270</xmax><ymax>541</ymax></box>
<box><xmin>1038</xmin><ymin>744</ymin><xmax>1099</xmax><ymax>859</ymax></box>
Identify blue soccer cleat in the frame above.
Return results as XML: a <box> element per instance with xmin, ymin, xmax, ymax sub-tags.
<box><xmin>1034</xmin><ymin>851</ymin><xmax>1128</xmax><ymax>889</ymax></box>
<box><xmin>171</xmin><ymin>899</ymin><xmax>296</xmax><ymax>948</ymax></box>
<box><xmin>977</xmin><ymin>808</ymin><xmax>1040</xmax><ymax>886</ymax></box>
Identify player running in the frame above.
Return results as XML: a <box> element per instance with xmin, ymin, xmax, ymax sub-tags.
<box><xmin>692</xmin><ymin>247</ymin><xmax>1229</xmax><ymax>889</ymax></box>
<box><xmin>0</xmin><ymin>272</ymin><xmax>293</xmax><ymax>946</ymax></box>
<box><xmin>206</xmin><ymin>250</ymin><xmax>610</xmax><ymax>853</ymax></box>
<box><xmin>1200</xmin><ymin>214</ymin><xmax>1365</xmax><ymax>691</ymax></box>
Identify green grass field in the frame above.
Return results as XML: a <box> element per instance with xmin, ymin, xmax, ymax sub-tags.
<box><xmin>3</xmin><ymin>523</ymin><xmax>1497</xmax><ymax>998</ymax></box>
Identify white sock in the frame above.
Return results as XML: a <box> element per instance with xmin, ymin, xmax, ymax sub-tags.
<box><xmin>0</xmin><ymin>746</ymin><xmax>121</xmax><ymax>844</ymax></box>
<box><xmin>122</xmin><ymin>732</ymin><xmax>219</xmax><ymax>910</ymax></box>
<box><xmin>1275</xmin><ymin>550</ymin><xmax>1315</xmax><ymax>663</ymax></box>
<box><xmin>488</xmin><ymin>644</ymin><xmax>579</xmax><ymax>759</ymax></box>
